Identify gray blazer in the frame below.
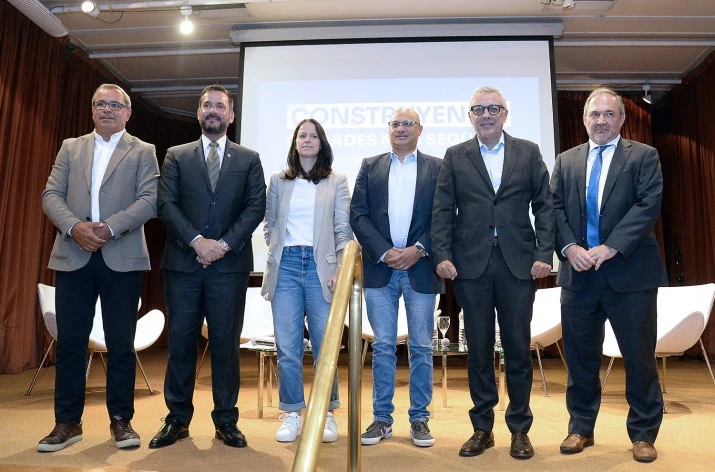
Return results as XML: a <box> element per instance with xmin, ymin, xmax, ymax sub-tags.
<box><xmin>42</xmin><ymin>131</ymin><xmax>159</xmax><ymax>272</ymax></box>
<box><xmin>261</xmin><ymin>172</ymin><xmax>353</xmax><ymax>303</ymax></box>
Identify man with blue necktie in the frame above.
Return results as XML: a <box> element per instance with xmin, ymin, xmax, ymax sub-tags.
<box><xmin>551</xmin><ymin>88</ymin><xmax>667</xmax><ymax>463</ymax></box>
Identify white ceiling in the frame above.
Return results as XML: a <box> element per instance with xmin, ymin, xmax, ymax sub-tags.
<box><xmin>18</xmin><ymin>0</ymin><xmax>715</xmax><ymax>117</ymax></box>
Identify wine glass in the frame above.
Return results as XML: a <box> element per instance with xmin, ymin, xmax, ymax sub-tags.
<box><xmin>437</xmin><ymin>315</ymin><xmax>451</xmax><ymax>350</ymax></box>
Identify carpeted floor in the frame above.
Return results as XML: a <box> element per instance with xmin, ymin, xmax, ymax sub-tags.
<box><xmin>1</xmin><ymin>348</ymin><xmax>714</xmax><ymax>471</ymax></box>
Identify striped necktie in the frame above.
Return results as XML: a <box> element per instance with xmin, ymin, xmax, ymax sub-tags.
<box><xmin>207</xmin><ymin>141</ymin><xmax>220</xmax><ymax>192</ymax></box>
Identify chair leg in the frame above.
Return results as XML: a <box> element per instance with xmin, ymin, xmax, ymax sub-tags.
<box><xmin>534</xmin><ymin>343</ymin><xmax>548</xmax><ymax>397</ymax></box>
<box><xmin>361</xmin><ymin>339</ymin><xmax>369</xmax><ymax>368</ymax></box>
<box><xmin>99</xmin><ymin>352</ymin><xmax>107</xmax><ymax>374</ymax></box>
<box><xmin>556</xmin><ymin>339</ymin><xmax>569</xmax><ymax>372</ymax></box>
<box><xmin>135</xmin><ymin>352</ymin><xmax>154</xmax><ymax>395</ymax></box>
<box><xmin>86</xmin><ymin>350</ymin><xmax>94</xmax><ymax>382</ymax></box>
<box><xmin>699</xmin><ymin>338</ymin><xmax>715</xmax><ymax>386</ymax></box>
<box><xmin>661</xmin><ymin>356</ymin><xmax>668</xmax><ymax>394</ymax></box>
<box><xmin>601</xmin><ymin>357</ymin><xmax>614</xmax><ymax>391</ymax></box>
<box><xmin>196</xmin><ymin>341</ymin><xmax>210</xmax><ymax>379</ymax></box>
<box><xmin>26</xmin><ymin>339</ymin><xmax>55</xmax><ymax>396</ymax></box>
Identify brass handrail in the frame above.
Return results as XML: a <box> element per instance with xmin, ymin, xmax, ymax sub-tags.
<box><xmin>292</xmin><ymin>240</ymin><xmax>363</xmax><ymax>472</ymax></box>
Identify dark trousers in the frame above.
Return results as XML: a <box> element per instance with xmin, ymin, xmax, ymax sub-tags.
<box><xmin>453</xmin><ymin>244</ymin><xmax>536</xmax><ymax>433</ymax></box>
<box><xmin>561</xmin><ymin>269</ymin><xmax>662</xmax><ymax>443</ymax></box>
<box><xmin>54</xmin><ymin>251</ymin><xmax>142</xmax><ymax>423</ymax></box>
<box><xmin>163</xmin><ymin>267</ymin><xmax>248</xmax><ymax>427</ymax></box>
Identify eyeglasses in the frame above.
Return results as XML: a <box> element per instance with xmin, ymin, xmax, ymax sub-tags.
<box><xmin>92</xmin><ymin>101</ymin><xmax>129</xmax><ymax>111</ymax></box>
<box><xmin>470</xmin><ymin>104</ymin><xmax>505</xmax><ymax>116</ymax></box>
<box><xmin>388</xmin><ymin>120</ymin><xmax>419</xmax><ymax>129</ymax></box>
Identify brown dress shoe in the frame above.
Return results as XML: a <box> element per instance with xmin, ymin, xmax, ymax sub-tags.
<box><xmin>510</xmin><ymin>432</ymin><xmax>534</xmax><ymax>459</ymax></box>
<box><xmin>459</xmin><ymin>429</ymin><xmax>494</xmax><ymax>457</ymax></box>
<box><xmin>632</xmin><ymin>441</ymin><xmax>657</xmax><ymax>462</ymax></box>
<box><xmin>560</xmin><ymin>433</ymin><xmax>594</xmax><ymax>453</ymax></box>
<box><xmin>110</xmin><ymin>416</ymin><xmax>141</xmax><ymax>449</ymax></box>
<box><xmin>37</xmin><ymin>422</ymin><xmax>83</xmax><ymax>452</ymax></box>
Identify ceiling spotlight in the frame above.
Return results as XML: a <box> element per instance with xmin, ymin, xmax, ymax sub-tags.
<box><xmin>642</xmin><ymin>84</ymin><xmax>653</xmax><ymax>105</ymax></box>
<box><xmin>81</xmin><ymin>0</ymin><xmax>100</xmax><ymax>17</ymax></box>
<box><xmin>563</xmin><ymin>0</ymin><xmax>575</xmax><ymax>8</ymax></box>
<box><xmin>179</xmin><ymin>6</ymin><xmax>194</xmax><ymax>35</ymax></box>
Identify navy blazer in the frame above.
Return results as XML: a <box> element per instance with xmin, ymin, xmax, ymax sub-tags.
<box><xmin>158</xmin><ymin>138</ymin><xmax>266</xmax><ymax>273</ymax></box>
<box><xmin>551</xmin><ymin>137</ymin><xmax>668</xmax><ymax>292</ymax></box>
<box><xmin>350</xmin><ymin>150</ymin><xmax>444</xmax><ymax>294</ymax></box>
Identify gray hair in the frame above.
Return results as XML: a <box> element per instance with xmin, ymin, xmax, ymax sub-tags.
<box><xmin>583</xmin><ymin>87</ymin><xmax>625</xmax><ymax>117</ymax></box>
<box><xmin>93</xmin><ymin>83</ymin><xmax>131</xmax><ymax>109</ymax></box>
<box><xmin>470</xmin><ymin>86</ymin><xmax>507</xmax><ymax>108</ymax></box>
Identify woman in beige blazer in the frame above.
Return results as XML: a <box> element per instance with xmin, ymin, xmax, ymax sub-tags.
<box><xmin>261</xmin><ymin>119</ymin><xmax>352</xmax><ymax>443</ymax></box>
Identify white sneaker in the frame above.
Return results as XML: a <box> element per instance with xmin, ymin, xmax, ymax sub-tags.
<box><xmin>322</xmin><ymin>412</ymin><xmax>338</xmax><ymax>443</ymax></box>
<box><xmin>276</xmin><ymin>412</ymin><xmax>302</xmax><ymax>442</ymax></box>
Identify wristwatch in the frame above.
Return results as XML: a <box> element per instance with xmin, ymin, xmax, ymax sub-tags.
<box><xmin>416</xmin><ymin>246</ymin><xmax>427</xmax><ymax>258</ymax></box>
<box><xmin>218</xmin><ymin>238</ymin><xmax>231</xmax><ymax>251</ymax></box>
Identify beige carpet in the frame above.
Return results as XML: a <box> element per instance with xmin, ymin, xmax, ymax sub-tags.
<box><xmin>1</xmin><ymin>349</ymin><xmax>714</xmax><ymax>471</ymax></box>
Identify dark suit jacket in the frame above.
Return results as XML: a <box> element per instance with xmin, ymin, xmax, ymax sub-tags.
<box><xmin>158</xmin><ymin>138</ymin><xmax>266</xmax><ymax>273</ymax></box>
<box><xmin>551</xmin><ymin>138</ymin><xmax>668</xmax><ymax>292</ymax></box>
<box><xmin>43</xmin><ymin>131</ymin><xmax>159</xmax><ymax>272</ymax></box>
<box><xmin>431</xmin><ymin>133</ymin><xmax>554</xmax><ymax>280</ymax></box>
<box><xmin>350</xmin><ymin>150</ymin><xmax>444</xmax><ymax>294</ymax></box>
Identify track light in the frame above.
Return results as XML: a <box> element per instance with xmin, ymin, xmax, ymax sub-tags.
<box><xmin>563</xmin><ymin>0</ymin><xmax>575</xmax><ymax>8</ymax></box>
<box><xmin>539</xmin><ymin>0</ymin><xmax>575</xmax><ymax>8</ymax></box>
<box><xmin>179</xmin><ymin>6</ymin><xmax>194</xmax><ymax>35</ymax></box>
<box><xmin>642</xmin><ymin>84</ymin><xmax>652</xmax><ymax>104</ymax></box>
<box><xmin>81</xmin><ymin>0</ymin><xmax>99</xmax><ymax>17</ymax></box>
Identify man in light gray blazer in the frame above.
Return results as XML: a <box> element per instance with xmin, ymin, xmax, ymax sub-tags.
<box><xmin>40</xmin><ymin>84</ymin><xmax>159</xmax><ymax>452</ymax></box>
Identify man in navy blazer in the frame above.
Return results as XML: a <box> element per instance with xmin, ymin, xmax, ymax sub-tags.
<box><xmin>551</xmin><ymin>88</ymin><xmax>667</xmax><ymax>463</ymax></box>
<box><xmin>431</xmin><ymin>87</ymin><xmax>554</xmax><ymax>460</ymax></box>
<box><xmin>151</xmin><ymin>85</ymin><xmax>266</xmax><ymax>449</ymax></box>
<box><xmin>351</xmin><ymin>108</ymin><xmax>444</xmax><ymax>448</ymax></box>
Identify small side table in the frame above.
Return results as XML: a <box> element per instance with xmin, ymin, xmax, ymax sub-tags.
<box><xmin>245</xmin><ymin>345</ymin><xmax>278</xmax><ymax>419</ymax></box>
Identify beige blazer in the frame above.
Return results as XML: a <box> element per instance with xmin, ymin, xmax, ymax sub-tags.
<box><xmin>261</xmin><ymin>172</ymin><xmax>352</xmax><ymax>302</ymax></box>
<box><xmin>42</xmin><ymin>131</ymin><xmax>159</xmax><ymax>272</ymax></box>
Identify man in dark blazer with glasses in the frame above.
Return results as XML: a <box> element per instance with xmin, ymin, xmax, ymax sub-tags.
<box><xmin>432</xmin><ymin>86</ymin><xmax>554</xmax><ymax>460</ymax></box>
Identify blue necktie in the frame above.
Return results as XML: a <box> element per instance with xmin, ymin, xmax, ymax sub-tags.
<box><xmin>586</xmin><ymin>145</ymin><xmax>608</xmax><ymax>248</ymax></box>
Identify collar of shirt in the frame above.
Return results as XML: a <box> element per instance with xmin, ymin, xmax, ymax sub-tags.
<box><xmin>477</xmin><ymin>132</ymin><xmax>505</xmax><ymax>154</ymax></box>
<box><xmin>93</xmin><ymin>129</ymin><xmax>125</xmax><ymax>145</ymax></box>
<box><xmin>390</xmin><ymin>149</ymin><xmax>417</xmax><ymax>164</ymax></box>
<box><xmin>201</xmin><ymin>134</ymin><xmax>228</xmax><ymax>163</ymax></box>
<box><xmin>588</xmin><ymin>135</ymin><xmax>620</xmax><ymax>155</ymax></box>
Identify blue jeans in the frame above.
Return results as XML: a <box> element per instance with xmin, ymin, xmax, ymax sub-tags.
<box><xmin>365</xmin><ymin>270</ymin><xmax>436</xmax><ymax>424</ymax></box>
<box><xmin>272</xmin><ymin>246</ymin><xmax>339</xmax><ymax>412</ymax></box>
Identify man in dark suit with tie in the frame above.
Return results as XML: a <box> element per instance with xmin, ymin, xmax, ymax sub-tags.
<box><xmin>431</xmin><ymin>87</ymin><xmax>554</xmax><ymax>460</ymax></box>
<box><xmin>551</xmin><ymin>88</ymin><xmax>667</xmax><ymax>463</ymax></box>
<box><xmin>150</xmin><ymin>85</ymin><xmax>266</xmax><ymax>449</ymax></box>
<box><xmin>351</xmin><ymin>108</ymin><xmax>444</xmax><ymax>448</ymax></box>
<box><xmin>40</xmin><ymin>83</ymin><xmax>159</xmax><ymax>451</ymax></box>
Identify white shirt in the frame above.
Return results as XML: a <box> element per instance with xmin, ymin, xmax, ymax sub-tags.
<box><xmin>91</xmin><ymin>129</ymin><xmax>124</xmax><ymax>225</ymax></box>
<box><xmin>478</xmin><ymin>133</ymin><xmax>505</xmax><ymax>236</ymax></box>
<box><xmin>586</xmin><ymin>136</ymin><xmax>619</xmax><ymax>210</ymax></box>
<box><xmin>388</xmin><ymin>150</ymin><xmax>417</xmax><ymax>249</ymax></box>
<box><xmin>201</xmin><ymin>134</ymin><xmax>227</xmax><ymax>166</ymax></box>
<box><xmin>284</xmin><ymin>178</ymin><xmax>316</xmax><ymax>247</ymax></box>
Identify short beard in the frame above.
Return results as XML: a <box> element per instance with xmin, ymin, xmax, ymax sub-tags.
<box><xmin>200</xmin><ymin>117</ymin><xmax>227</xmax><ymax>135</ymax></box>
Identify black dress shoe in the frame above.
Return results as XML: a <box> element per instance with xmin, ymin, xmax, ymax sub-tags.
<box><xmin>459</xmin><ymin>429</ymin><xmax>495</xmax><ymax>457</ymax></box>
<box><xmin>510</xmin><ymin>432</ymin><xmax>534</xmax><ymax>459</ymax></box>
<box><xmin>148</xmin><ymin>421</ymin><xmax>189</xmax><ymax>449</ymax></box>
<box><xmin>215</xmin><ymin>422</ymin><xmax>247</xmax><ymax>448</ymax></box>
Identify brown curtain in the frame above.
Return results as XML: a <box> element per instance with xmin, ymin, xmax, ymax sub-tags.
<box><xmin>0</xmin><ymin>0</ymin><xmax>198</xmax><ymax>373</ymax></box>
<box><xmin>654</xmin><ymin>52</ymin><xmax>715</xmax><ymax>355</ymax></box>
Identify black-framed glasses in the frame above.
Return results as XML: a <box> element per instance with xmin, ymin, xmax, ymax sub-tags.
<box><xmin>388</xmin><ymin>120</ymin><xmax>419</xmax><ymax>129</ymax></box>
<box><xmin>470</xmin><ymin>104</ymin><xmax>505</xmax><ymax>116</ymax></box>
<box><xmin>92</xmin><ymin>101</ymin><xmax>129</xmax><ymax>111</ymax></box>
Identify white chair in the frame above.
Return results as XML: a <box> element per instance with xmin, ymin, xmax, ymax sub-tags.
<box><xmin>26</xmin><ymin>284</ymin><xmax>59</xmax><ymax>395</ymax></box>
<box><xmin>196</xmin><ymin>286</ymin><xmax>275</xmax><ymax>377</ymax></box>
<box><xmin>530</xmin><ymin>286</ymin><xmax>566</xmax><ymax>396</ymax></box>
<box><xmin>601</xmin><ymin>284</ymin><xmax>715</xmax><ymax>398</ymax></box>
<box><xmin>88</xmin><ymin>301</ymin><xmax>165</xmax><ymax>395</ymax></box>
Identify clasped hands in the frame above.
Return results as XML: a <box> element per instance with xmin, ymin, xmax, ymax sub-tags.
<box><xmin>566</xmin><ymin>244</ymin><xmax>617</xmax><ymax>272</ymax></box>
<box><xmin>384</xmin><ymin>246</ymin><xmax>421</xmax><ymax>272</ymax></box>
<box><xmin>194</xmin><ymin>238</ymin><xmax>229</xmax><ymax>268</ymax></box>
<box><xmin>73</xmin><ymin>221</ymin><xmax>111</xmax><ymax>252</ymax></box>
<box><xmin>437</xmin><ymin>259</ymin><xmax>551</xmax><ymax>280</ymax></box>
